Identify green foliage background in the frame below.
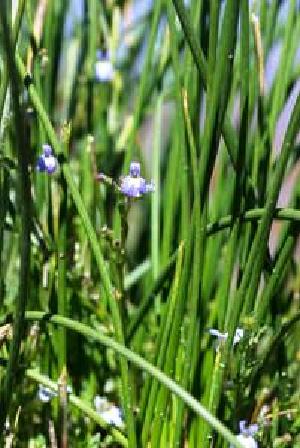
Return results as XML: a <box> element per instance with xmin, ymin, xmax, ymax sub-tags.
<box><xmin>0</xmin><ymin>0</ymin><xmax>300</xmax><ymax>446</ymax></box>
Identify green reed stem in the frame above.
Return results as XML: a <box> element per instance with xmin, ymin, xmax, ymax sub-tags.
<box><xmin>56</xmin><ymin>129</ymin><xmax>69</xmax><ymax>375</ymax></box>
<box><xmin>23</xmin><ymin>311</ymin><xmax>244</xmax><ymax>448</ymax></box>
<box><xmin>26</xmin><ymin>368</ymin><xmax>128</xmax><ymax>447</ymax></box>
<box><xmin>248</xmin><ymin>310</ymin><xmax>300</xmax><ymax>406</ymax></box>
<box><xmin>165</xmin><ymin>5</ymin><xmax>203</xmax><ymax>443</ymax></box>
<box><xmin>127</xmin><ymin>204</ymin><xmax>300</xmax><ymax>343</ymax></box>
<box><xmin>124</xmin><ymin>258</ymin><xmax>151</xmax><ymax>291</ymax></box>
<box><xmin>0</xmin><ymin>6</ymin><xmax>31</xmax><ymax>432</ymax></box>
<box><xmin>269</xmin><ymin>0</ymin><xmax>297</xmax><ymax>137</ymax></box>
<box><xmin>198</xmin><ymin>0</ymin><xmax>239</xmax><ymax>203</ymax></box>
<box><xmin>206</xmin><ymin>72</ymin><xmax>300</xmax><ymax>439</ymax></box>
<box><xmin>142</xmin><ymin>243</ymin><xmax>184</xmax><ymax>445</ymax></box>
<box><xmin>207</xmin><ymin>0</ymin><xmax>220</xmax><ymax>94</ymax></box>
<box><xmin>15</xmin><ymin>53</ymin><xmax>137</xmax><ymax>448</ymax></box>
<box><xmin>171</xmin><ymin>0</ymin><xmax>239</xmax><ymax>171</ymax></box>
<box><xmin>254</xmin><ymin>232</ymin><xmax>295</xmax><ymax>323</ymax></box>
<box><xmin>124</xmin><ymin>0</ymin><xmax>162</xmax><ymax>170</ymax></box>
<box><xmin>242</xmin><ymin>91</ymin><xmax>300</xmax><ymax>315</ymax></box>
<box><xmin>151</xmin><ymin>95</ymin><xmax>162</xmax><ymax>280</ymax></box>
<box><xmin>206</xmin><ymin>207</ymin><xmax>300</xmax><ymax>234</ymax></box>
<box><xmin>0</xmin><ymin>0</ymin><xmax>26</xmax><ymax>121</ymax></box>
<box><xmin>126</xmin><ymin>250</ymin><xmax>178</xmax><ymax>343</ymax></box>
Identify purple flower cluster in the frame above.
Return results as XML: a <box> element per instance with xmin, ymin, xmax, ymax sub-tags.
<box><xmin>36</xmin><ymin>144</ymin><xmax>57</xmax><ymax>174</ymax></box>
<box><xmin>120</xmin><ymin>161</ymin><xmax>155</xmax><ymax>198</ymax></box>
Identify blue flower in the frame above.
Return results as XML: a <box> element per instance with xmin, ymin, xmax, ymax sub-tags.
<box><xmin>94</xmin><ymin>395</ymin><xmax>124</xmax><ymax>428</ymax></box>
<box><xmin>120</xmin><ymin>161</ymin><xmax>155</xmax><ymax>198</ymax></box>
<box><xmin>230</xmin><ymin>421</ymin><xmax>259</xmax><ymax>448</ymax></box>
<box><xmin>208</xmin><ymin>327</ymin><xmax>244</xmax><ymax>349</ymax></box>
<box><xmin>208</xmin><ymin>329</ymin><xmax>228</xmax><ymax>340</ymax></box>
<box><xmin>239</xmin><ymin>421</ymin><xmax>258</xmax><ymax>437</ymax></box>
<box><xmin>36</xmin><ymin>144</ymin><xmax>57</xmax><ymax>174</ymax></box>
<box><xmin>37</xmin><ymin>383</ymin><xmax>72</xmax><ymax>403</ymax></box>
<box><xmin>95</xmin><ymin>50</ymin><xmax>114</xmax><ymax>82</ymax></box>
<box><xmin>232</xmin><ymin>435</ymin><xmax>258</xmax><ymax>448</ymax></box>
<box><xmin>233</xmin><ymin>328</ymin><xmax>244</xmax><ymax>345</ymax></box>
<box><xmin>37</xmin><ymin>385</ymin><xmax>57</xmax><ymax>403</ymax></box>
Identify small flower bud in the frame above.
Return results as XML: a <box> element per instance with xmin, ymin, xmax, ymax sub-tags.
<box><xmin>36</xmin><ymin>144</ymin><xmax>58</xmax><ymax>175</ymax></box>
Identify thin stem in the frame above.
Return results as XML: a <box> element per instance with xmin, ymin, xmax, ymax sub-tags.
<box><xmin>124</xmin><ymin>0</ymin><xmax>162</xmax><ymax>170</ymax></box>
<box><xmin>15</xmin><ymin>52</ymin><xmax>137</xmax><ymax>447</ymax></box>
<box><xmin>142</xmin><ymin>243</ymin><xmax>184</xmax><ymax>446</ymax></box>
<box><xmin>171</xmin><ymin>0</ymin><xmax>239</xmax><ymax>171</ymax></box>
<box><xmin>56</xmin><ymin>125</ymin><xmax>69</xmax><ymax>375</ymax></box>
<box><xmin>126</xmin><ymin>250</ymin><xmax>178</xmax><ymax>343</ymax></box>
<box><xmin>126</xmin><ymin>206</ymin><xmax>300</xmax><ymax>341</ymax></box>
<box><xmin>254</xmin><ymin>233</ymin><xmax>295</xmax><ymax>323</ymax></box>
<box><xmin>0</xmin><ymin>0</ymin><xmax>26</xmax><ymax>121</ymax></box>
<box><xmin>198</xmin><ymin>0</ymin><xmax>239</xmax><ymax>203</ymax></box>
<box><xmin>0</xmin><ymin>5</ymin><xmax>31</xmax><ymax>431</ymax></box>
<box><xmin>206</xmin><ymin>207</ymin><xmax>300</xmax><ymax>235</ymax></box>
<box><xmin>26</xmin><ymin>369</ymin><xmax>128</xmax><ymax>447</ymax></box>
<box><xmin>23</xmin><ymin>311</ymin><xmax>244</xmax><ymax>448</ymax></box>
<box><xmin>241</xmin><ymin>91</ymin><xmax>300</xmax><ymax>315</ymax></box>
<box><xmin>248</xmin><ymin>310</ymin><xmax>300</xmax><ymax>406</ymax></box>
<box><xmin>151</xmin><ymin>96</ymin><xmax>162</xmax><ymax>280</ymax></box>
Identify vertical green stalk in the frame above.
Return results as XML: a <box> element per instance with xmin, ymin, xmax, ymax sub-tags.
<box><xmin>264</xmin><ymin>0</ymin><xmax>279</xmax><ymax>55</ymax></box>
<box><xmin>160</xmin><ymin>126</ymin><xmax>181</xmax><ymax>264</ymax></box>
<box><xmin>15</xmin><ymin>54</ymin><xmax>137</xmax><ymax>448</ymax></box>
<box><xmin>151</xmin><ymin>96</ymin><xmax>162</xmax><ymax>280</ymax></box>
<box><xmin>200</xmin><ymin>2</ymin><xmax>248</xmax><ymax>443</ymax></box>
<box><xmin>173</xmin><ymin>198</ymin><xmax>203</xmax><ymax>448</ymax></box>
<box><xmin>171</xmin><ymin>0</ymin><xmax>239</xmax><ymax>171</ymax></box>
<box><xmin>23</xmin><ymin>311</ymin><xmax>244</xmax><ymax>448</ymax></box>
<box><xmin>0</xmin><ymin>166</ymin><xmax>9</xmax><ymax>305</ymax></box>
<box><xmin>148</xmin><ymin>215</ymin><xmax>197</xmax><ymax>446</ymax></box>
<box><xmin>57</xmin><ymin>367</ymin><xmax>68</xmax><ymax>448</ymax></box>
<box><xmin>254</xmin><ymin>232</ymin><xmax>294</xmax><ymax>323</ymax></box>
<box><xmin>269</xmin><ymin>0</ymin><xmax>297</xmax><ymax>137</ymax></box>
<box><xmin>171</xmin><ymin>0</ymin><xmax>207</xmax><ymax>78</ymax></box>
<box><xmin>209</xmin><ymin>63</ymin><xmax>300</xmax><ymax>446</ymax></box>
<box><xmin>165</xmin><ymin>3</ymin><xmax>204</xmax><ymax>445</ymax></box>
<box><xmin>198</xmin><ymin>0</ymin><xmax>239</xmax><ymax>203</ymax></box>
<box><xmin>126</xmin><ymin>250</ymin><xmax>178</xmax><ymax>343</ymax></box>
<box><xmin>240</xmin><ymin>90</ymin><xmax>300</xmax><ymax>321</ymax></box>
<box><xmin>57</xmin><ymin>125</ymin><xmax>70</xmax><ymax>374</ymax></box>
<box><xmin>0</xmin><ymin>4</ymin><xmax>31</xmax><ymax>432</ymax></box>
<box><xmin>86</xmin><ymin>0</ymin><xmax>97</xmax><ymax>133</ymax></box>
<box><xmin>0</xmin><ymin>0</ymin><xmax>26</xmax><ymax>121</ymax></box>
<box><xmin>141</xmin><ymin>243</ymin><xmax>184</xmax><ymax>446</ymax></box>
<box><xmin>124</xmin><ymin>0</ymin><xmax>162</xmax><ymax>170</ymax></box>
<box><xmin>196</xmin><ymin>9</ymin><xmax>241</xmax><ymax>433</ymax></box>
<box><xmin>207</xmin><ymin>0</ymin><xmax>220</xmax><ymax>94</ymax></box>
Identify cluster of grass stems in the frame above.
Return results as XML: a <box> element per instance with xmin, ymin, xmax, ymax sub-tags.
<box><xmin>0</xmin><ymin>0</ymin><xmax>300</xmax><ymax>446</ymax></box>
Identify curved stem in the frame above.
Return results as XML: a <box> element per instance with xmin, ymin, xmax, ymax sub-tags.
<box><xmin>23</xmin><ymin>311</ymin><xmax>244</xmax><ymax>448</ymax></box>
<box><xmin>126</xmin><ymin>206</ymin><xmax>300</xmax><ymax>340</ymax></box>
<box><xmin>15</xmin><ymin>52</ymin><xmax>137</xmax><ymax>447</ymax></box>
<box><xmin>206</xmin><ymin>207</ymin><xmax>300</xmax><ymax>235</ymax></box>
<box><xmin>26</xmin><ymin>369</ymin><xmax>128</xmax><ymax>447</ymax></box>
